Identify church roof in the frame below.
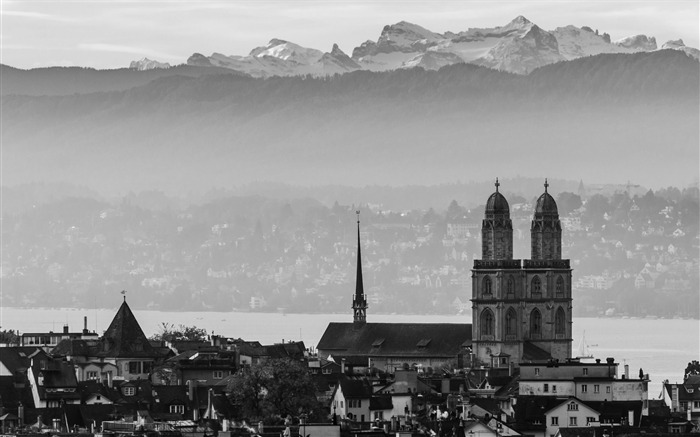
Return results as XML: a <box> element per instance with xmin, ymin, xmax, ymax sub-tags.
<box><xmin>485</xmin><ymin>192</ymin><xmax>509</xmax><ymax>216</ymax></box>
<box><xmin>317</xmin><ymin>322</ymin><xmax>471</xmax><ymax>358</ymax></box>
<box><xmin>100</xmin><ymin>299</ymin><xmax>157</xmax><ymax>358</ymax></box>
<box><xmin>534</xmin><ymin>180</ymin><xmax>558</xmax><ymax>216</ymax></box>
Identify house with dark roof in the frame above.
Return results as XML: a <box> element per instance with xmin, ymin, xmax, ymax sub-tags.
<box><xmin>20</xmin><ymin>317</ymin><xmax>98</xmax><ymax>353</ymax></box>
<box><xmin>51</xmin><ymin>298</ymin><xmax>170</xmax><ymax>383</ymax></box>
<box><xmin>664</xmin><ymin>375</ymin><xmax>700</xmax><ymax>431</ymax></box>
<box><xmin>27</xmin><ymin>356</ymin><xmax>80</xmax><ymax>408</ymax></box>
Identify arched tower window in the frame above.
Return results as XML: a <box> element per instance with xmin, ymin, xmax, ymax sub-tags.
<box><xmin>482</xmin><ymin>276</ymin><xmax>492</xmax><ymax>295</ymax></box>
<box><xmin>556</xmin><ymin>276</ymin><xmax>564</xmax><ymax>296</ymax></box>
<box><xmin>531</xmin><ymin>276</ymin><xmax>542</xmax><ymax>296</ymax></box>
<box><xmin>481</xmin><ymin>309</ymin><xmax>494</xmax><ymax>337</ymax></box>
<box><xmin>555</xmin><ymin>307</ymin><xmax>566</xmax><ymax>335</ymax></box>
<box><xmin>507</xmin><ymin>276</ymin><xmax>515</xmax><ymax>297</ymax></box>
<box><xmin>530</xmin><ymin>309</ymin><xmax>542</xmax><ymax>337</ymax></box>
<box><xmin>505</xmin><ymin>308</ymin><xmax>517</xmax><ymax>336</ymax></box>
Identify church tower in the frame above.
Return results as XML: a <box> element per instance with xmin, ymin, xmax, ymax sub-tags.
<box><xmin>531</xmin><ymin>179</ymin><xmax>562</xmax><ymax>260</ymax></box>
<box><xmin>481</xmin><ymin>178</ymin><xmax>513</xmax><ymax>260</ymax></box>
<box><xmin>352</xmin><ymin>211</ymin><xmax>367</xmax><ymax>326</ymax></box>
<box><xmin>472</xmin><ymin>180</ymin><xmax>522</xmax><ymax>368</ymax></box>
<box><xmin>523</xmin><ymin>180</ymin><xmax>572</xmax><ymax>361</ymax></box>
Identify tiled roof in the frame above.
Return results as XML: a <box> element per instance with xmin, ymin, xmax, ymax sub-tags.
<box><xmin>338</xmin><ymin>376</ymin><xmax>372</xmax><ymax>399</ymax></box>
<box><xmin>100</xmin><ymin>300</ymin><xmax>157</xmax><ymax>358</ymax></box>
<box><xmin>318</xmin><ymin>323</ymin><xmax>471</xmax><ymax>358</ymax></box>
<box><xmin>0</xmin><ymin>347</ymin><xmax>46</xmax><ymax>373</ymax></box>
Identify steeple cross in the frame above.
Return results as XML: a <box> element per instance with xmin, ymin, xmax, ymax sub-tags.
<box><xmin>544</xmin><ymin>178</ymin><xmax>549</xmax><ymax>193</ymax></box>
<box><xmin>495</xmin><ymin>178</ymin><xmax>500</xmax><ymax>192</ymax></box>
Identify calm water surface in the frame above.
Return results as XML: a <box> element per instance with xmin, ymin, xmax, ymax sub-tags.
<box><xmin>1</xmin><ymin>307</ymin><xmax>697</xmax><ymax>397</ymax></box>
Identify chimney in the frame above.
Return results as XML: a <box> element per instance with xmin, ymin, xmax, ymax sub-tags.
<box><xmin>624</xmin><ymin>364</ymin><xmax>629</xmax><ymax>380</ymax></box>
<box><xmin>83</xmin><ymin>316</ymin><xmax>88</xmax><ymax>334</ymax></box>
<box><xmin>18</xmin><ymin>403</ymin><xmax>25</xmax><ymax>425</ymax></box>
<box><xmin>107</xmin><ymin>372</ymin><xmax>113</xmax><ymax>389</ymax></box>
<box><xmin>341</xmin><ymin>358</ymin><xmax>346</xmax><ymax>374</ymax></box>
<box><xmin>63</xmin><ymin>324</ymin><xmax>69</xmax><ymax>334</ymax></box>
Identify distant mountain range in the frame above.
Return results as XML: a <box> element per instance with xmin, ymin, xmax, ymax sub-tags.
<box><xmin>2</xmin><ymin>49</ymin><xmax>698</xmax><ymax>194</ymax></box>
<box><xmin>123</xmin><ymin>16</ymin><xmax>699</xmax><ymax>76</ymax></box>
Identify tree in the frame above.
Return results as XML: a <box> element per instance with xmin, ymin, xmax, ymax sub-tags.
<box><xmin>0</xmin><ymin>329</ymin><xmax>19</xmax><ymax>345</ymax></box>
<box><xmin>556</xmin><ymin>192</ymin><xmax>582</xmax><ymax>215</ymax></box>
<box><xmin>149</xmin><ymin>323</ymin><xmax>208</xmax><ymax>342</ymax></box>
<box><xmin>685</xmin><ymin>360</ymin><xmax>700</xmax><ymax>380</ymax></box>
<box><xmin>227</xmin><ymin>358</ymin><xmax>324</xmax><ymax>423</ymax></box>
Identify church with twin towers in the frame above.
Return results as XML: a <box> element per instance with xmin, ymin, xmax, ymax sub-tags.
<box><xmin>472</xmin><ymin>178</ymin><xmax>572</xmax><ymax>367</ymax></box>
<box><xmin>318</xmin><ymin>179</ymin><xmax>572</xmax><ymax>371</ymax></box>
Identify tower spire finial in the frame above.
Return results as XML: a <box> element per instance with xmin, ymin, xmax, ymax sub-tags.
<box><xmin>353</xmin><ymin>210</ymin><xmax>367</xmax><ymax>325</ymax></box>
<box><xmin>495</xmin><ymin>177</ymin><xmax>500</xmax><ymax>192</ymax></box>
<box><xmin>544</xmin><ymin>178</ymin><xmax>549</xmax><ymax>193</ymax></box>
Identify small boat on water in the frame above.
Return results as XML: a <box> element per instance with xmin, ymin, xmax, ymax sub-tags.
<box><xmin>576</xmin><ymin>330</ymin><xmax>596</xmax><ymax>359</ymax></box>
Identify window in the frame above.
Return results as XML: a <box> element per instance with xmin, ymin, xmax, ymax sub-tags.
<box><xmin>694</xmin><ymin>401</ymin><xmax>700</xmax><ymax>409</ymax></box>
<box><xmin>142</xmin><ymin>362</ymin><xmax>152</xmax><ymax>373</ymax></box>
<box><xmin>213</xmin><ymin>370</ymin><xmax>224</xmax><ymax>379</ymax></box>
<box><xmin>530</xmin><ymin>309</ymin><xmax>542</xmax><ymax>336</ymax></box>
<box><xmin>86</xmin><ymin>371</ymin><xmax>99</xmax><ymax>380</ymax></box>
<box><xmin>551</xmin><ymin>416</ymin><xmax>558</xmax><ymax>425</ymax></box>
<box><xmin>606</xmin><ymin>386</ymin><xmax>611</xmax><ymax>393</ymax></box>
<box><xmin>535</xmin><ymin>368</ymin><xmax>540</xmax><ymax>376</ymax></box>
<box><xmin>569</xmin><ymin>417</ymin><xmax>577</xmax><ymax>426</ymax></box>
<box><xmin>531</xmin><ymin>276</ymin><xmax>542</xmax><ymax>295</ymax></box>
<box><xmin>507</xmin><ymin>276</ymin><xmax>515</xmax><ymax>297</ymax></box>
<box><xmin>594</xmin><ymin>385</ymin><xmax>600</xmax><ymax>393</ymax></box>
<box><xmin>129</xmin><ymin>361</ymin><xmax>141</xmax><ymax>374</ymax></box>
<box><xmin>544</xmin><ymin>384</ymin><xmax>549</xmax><ymax>393</ymax></box>
<box><xmin>322</xmin><ymin>367</ymin><xmax>332</xmax><ymax>374</ymax></box>
<box><xmin>96</xmin><ymin>395</ymin><xmax>101</xmax><ymax>401</ymax></box>
<box><xmin>483</xmin><ymin>276</ymin><xmax>492</xmax><ymax>295</ymax></box>
<box><xmin>567</xmin><ymin>402</ymin><xmax>579</xmax><ymax>411</ymax></box>
<box><xmin>374</xmin><ymin>411</ymin><xmax>383</xmax><ymax>420</ymax></box>
<box><xmin>505</xmin><ymin>308</ymin><xmax>517</xmax><ymax>335</ymax></box>
<box><xmin>581</xmin><ymin>384</ymin><xmax>588</xmax><ymax>393</ymax></box>
<box><xmin>555</xmin><ymin>308</ymin><xmax>566</xmax><ymax>335</ymax></box>
<box><xmin>556</xmin><ymin>276</ymin><xmax>564</xmax><ymax>295</ymax></box>
<box><xmin>340</xmin><ymin>401</ymin><xmax>344</xmax><ymax>408</ymax></box>
<box><xmin>583</xmin><ymin>368</ymin><xmax>588</xmax><ymax>376</ymax></box>
<box><xmin>587</xmin><ymin>417</ymin><xmax>596</xmax><ymax>424</ymax></box>
<box><xmin>123</xmin><ymin>386</ymin><xmax>135</xmax><ymax>396</ymax></box>
<box><xmin>552</xmin><ymin>385</ymin><xmax>557</xmax><ymax>393</ymax></box>
<box><xmin>170</xmin><ymin>405</ymin><xmax>184</xmax><ymax>414</ymax></box>
<box><xmin>481</xmin><ymin>309</ymin><xmax>494</xmax><ymax>337</ymax></box>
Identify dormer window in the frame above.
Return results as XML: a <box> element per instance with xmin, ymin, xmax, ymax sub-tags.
<box><xmin>371</xmin><ymin>338</ymin><xmax>385</xmax><ymax>349</ymax></box>
<box><xmin>416</xmin><ymin>339</ymin><xmax>431</xmax><ymax>349</ymax></box>
<box><xmin>123</xmin><ymin>386</ymin><xmax>135</xmax><ymax>396</ymax></box>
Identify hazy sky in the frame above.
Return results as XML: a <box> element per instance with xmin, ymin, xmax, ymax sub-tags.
<box><xmin>2</xmin><ymin>0</ymin><xmax>699</xmax><ymax>70</ymax></box>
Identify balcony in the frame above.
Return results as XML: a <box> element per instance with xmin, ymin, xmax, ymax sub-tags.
<box><xmin>523</xmin><ymin>260</ymin><xmax>570</xmax><ymax>269</ymax></box>
<box><xmin>473</xmin><ymin>260</ymin><xmax>522</xmax><ymax>269</ymax></box>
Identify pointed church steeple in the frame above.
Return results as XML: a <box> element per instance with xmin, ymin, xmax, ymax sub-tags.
<box><xmin>352</xmin><ymin>211</ymin><xmax>367</xmax><ymax>326</ymax></box>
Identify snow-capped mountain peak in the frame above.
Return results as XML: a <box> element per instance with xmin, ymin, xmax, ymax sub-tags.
<box><xmin>249</xmin><ymin>39</ymin><xmax>324</xmax><ymax>64</ymax></box>
<box><xmin>614</xmin><ymin>34</ymin><xmax>657</xmax><ymax>51</ymax></box>
<box><xmin>182</xmin><ymin>16</ymin><xmax>697</xmax><ymax>77</ymax></box>
<box><xmin>129</xmin><ymin>57</ymin><xmax>171</xmax><ymax>70</ymax></box>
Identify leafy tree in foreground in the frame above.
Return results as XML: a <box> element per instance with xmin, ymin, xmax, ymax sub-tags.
<box><xmin>149</xmin><ymin>323</ymin><xmax>208</xmax><ymax>342</ymax></box>
<box><xmin>227</xmin><ymin>358</ymin><xmax>324</xmax><ymax>423</ymax></box>
<box><xmin>685</xmin><ymin>360</ymin><xmax>700</xmax><ymax>380</ymax></box>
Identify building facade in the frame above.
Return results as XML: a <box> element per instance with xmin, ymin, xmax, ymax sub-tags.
<box><xmin>472</xmin><ymin>180</ymin><xmax>573</xmax><ymax>367</ymax></box>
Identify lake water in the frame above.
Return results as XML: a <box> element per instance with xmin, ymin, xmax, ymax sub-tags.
<box><xmin>1</xmin><ymin>307</ymin><xmax>697</xmax><ymax>397</ymax></box>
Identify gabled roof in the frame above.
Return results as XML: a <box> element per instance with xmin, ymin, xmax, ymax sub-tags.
<box><xmin>318</xmin><ymin>323</ymin><xmax>471</xmax><ymax>358</ymax></box>
<box><xmin>337</xmin><ymin>376</ymin><xmax>372</xmax><ymax>399</ymax></box>
<box><xmin>0</xmin><ymin>347</ymin><xmax>47</xmax><ymax>373</ymax></box>
<box><xmin>665</xmin><ymin>379</ymin><xmax>700</xmax><ymax>401</ymax></box>
<box><xmin>100</xmin><ymin>300</ymin><xmax>156</xmax><ymax>358</ymax></box>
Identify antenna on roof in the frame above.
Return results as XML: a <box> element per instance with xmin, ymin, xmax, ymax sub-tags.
<box><xmin>121</xmin><ymin>290</ymin><xmax>127</xmax><ymax>302</ymax></box>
